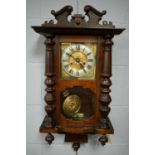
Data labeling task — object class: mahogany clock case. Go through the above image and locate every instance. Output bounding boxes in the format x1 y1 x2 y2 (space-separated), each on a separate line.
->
31 5 125 146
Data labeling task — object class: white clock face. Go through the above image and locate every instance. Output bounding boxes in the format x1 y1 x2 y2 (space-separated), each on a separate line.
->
61 44 95 78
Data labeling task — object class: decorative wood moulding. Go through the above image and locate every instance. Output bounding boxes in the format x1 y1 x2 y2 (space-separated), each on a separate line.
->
42 5 113 27
31 5 125 152
32 5 124 36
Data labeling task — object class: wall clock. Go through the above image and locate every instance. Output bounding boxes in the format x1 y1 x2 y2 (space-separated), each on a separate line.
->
32 5 125 152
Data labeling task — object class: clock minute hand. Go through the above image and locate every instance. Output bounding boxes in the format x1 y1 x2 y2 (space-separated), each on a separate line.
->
66 53 77 61
79 62 87 73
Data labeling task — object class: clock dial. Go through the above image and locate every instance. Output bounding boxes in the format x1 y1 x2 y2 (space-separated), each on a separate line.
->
61 43 96 78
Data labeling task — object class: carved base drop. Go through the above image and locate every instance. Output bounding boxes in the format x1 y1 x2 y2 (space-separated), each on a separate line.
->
65 134 87 152
45 133 55 144
72 142 80 152
99 135 108 146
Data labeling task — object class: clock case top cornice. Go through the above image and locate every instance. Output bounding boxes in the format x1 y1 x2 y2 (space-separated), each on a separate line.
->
32 5 125 37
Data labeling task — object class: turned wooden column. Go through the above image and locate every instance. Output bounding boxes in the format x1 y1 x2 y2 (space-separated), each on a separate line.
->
99 34 113 129
44 36 56 128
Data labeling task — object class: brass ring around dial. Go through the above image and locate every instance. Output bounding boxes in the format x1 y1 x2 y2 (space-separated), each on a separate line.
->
63 95 81 117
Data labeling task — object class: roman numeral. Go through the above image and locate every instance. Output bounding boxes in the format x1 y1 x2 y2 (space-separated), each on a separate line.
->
76 71 79 76
64 64 69 69
69 69 74 74
86 52 92 56
76 44 80 50
62 59 68 62
69 47 74 52
87 65 92 70
65 52 70 56
88 59 94 62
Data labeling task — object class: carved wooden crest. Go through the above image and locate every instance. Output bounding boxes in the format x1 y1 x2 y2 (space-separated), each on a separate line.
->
42 5 115 28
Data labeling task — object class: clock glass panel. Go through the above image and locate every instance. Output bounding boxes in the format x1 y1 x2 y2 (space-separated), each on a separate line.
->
61 86 96 120
61 43 97 80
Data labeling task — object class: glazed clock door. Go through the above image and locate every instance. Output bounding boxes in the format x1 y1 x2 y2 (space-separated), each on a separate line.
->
56 35 100 125
61 86 96 120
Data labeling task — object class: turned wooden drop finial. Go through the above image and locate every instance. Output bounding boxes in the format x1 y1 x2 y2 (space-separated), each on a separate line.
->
45 133 55 145
99 135 108 146
72 142 80 152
